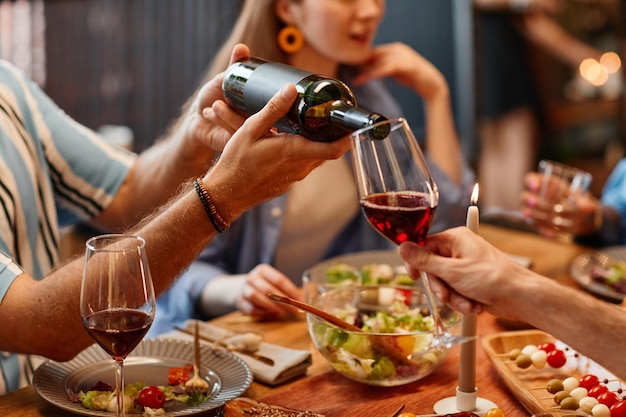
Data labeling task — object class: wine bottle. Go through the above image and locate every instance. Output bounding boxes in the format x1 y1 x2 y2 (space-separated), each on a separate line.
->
222 57 390 142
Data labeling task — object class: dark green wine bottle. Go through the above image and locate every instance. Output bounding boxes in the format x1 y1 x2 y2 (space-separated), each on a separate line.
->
222 57 389 142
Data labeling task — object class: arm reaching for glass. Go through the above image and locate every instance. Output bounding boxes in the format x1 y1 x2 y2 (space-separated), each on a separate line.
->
398 227 626 379
0 48 350 365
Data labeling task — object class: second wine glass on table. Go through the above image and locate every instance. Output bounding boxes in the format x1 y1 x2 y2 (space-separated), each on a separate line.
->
351 117 470 352
80 234 156 417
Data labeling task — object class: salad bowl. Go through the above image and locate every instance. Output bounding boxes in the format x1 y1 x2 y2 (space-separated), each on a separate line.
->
307 285 461 386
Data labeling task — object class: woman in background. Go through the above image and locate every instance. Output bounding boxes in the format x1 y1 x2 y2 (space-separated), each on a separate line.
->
149 0 475 335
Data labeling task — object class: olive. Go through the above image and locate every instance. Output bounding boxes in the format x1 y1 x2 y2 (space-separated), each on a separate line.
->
554 390 571 405
515 353 532 369
508 348 522 360
547 379 564 394
560 397 579 410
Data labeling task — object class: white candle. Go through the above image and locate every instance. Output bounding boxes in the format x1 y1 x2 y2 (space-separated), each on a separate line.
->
459 183 479 395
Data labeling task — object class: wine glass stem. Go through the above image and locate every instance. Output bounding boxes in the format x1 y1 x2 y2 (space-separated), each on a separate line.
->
419 270 445 337
115 359 125 417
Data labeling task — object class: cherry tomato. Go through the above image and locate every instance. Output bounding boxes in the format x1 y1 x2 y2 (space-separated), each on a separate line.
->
137 386 166 409
397 413 417 417
485 408 506 417
610 399 626 417
537 342 557 353
579 374 601 390
588 384 609 398
546 349 567 368
168 366 191 385
597 391 620 408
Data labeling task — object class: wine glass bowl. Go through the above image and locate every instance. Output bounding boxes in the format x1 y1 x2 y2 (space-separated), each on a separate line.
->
350 118 470 352
80 234 155 417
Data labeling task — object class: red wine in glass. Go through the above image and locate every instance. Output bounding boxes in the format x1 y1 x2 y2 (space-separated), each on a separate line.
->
360 191 437 245
351 118 473 353
81 234 155 417
84 308 152 361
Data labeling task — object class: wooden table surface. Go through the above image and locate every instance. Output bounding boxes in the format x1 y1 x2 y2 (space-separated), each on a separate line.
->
0 224 593 417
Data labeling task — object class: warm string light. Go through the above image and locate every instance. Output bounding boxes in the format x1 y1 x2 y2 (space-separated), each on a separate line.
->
579 52 622 87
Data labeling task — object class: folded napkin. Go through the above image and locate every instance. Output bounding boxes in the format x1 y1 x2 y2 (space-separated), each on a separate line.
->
161 320 312 386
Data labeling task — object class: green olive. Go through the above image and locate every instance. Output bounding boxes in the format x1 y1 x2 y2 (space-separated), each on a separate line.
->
508 348 522 360
547 379 564 394
515 353 532 369
554 390 571 405
560 397 579 410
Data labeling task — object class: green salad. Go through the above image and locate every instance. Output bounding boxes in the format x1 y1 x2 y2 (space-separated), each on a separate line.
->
309 288 450 385
324 262 414 286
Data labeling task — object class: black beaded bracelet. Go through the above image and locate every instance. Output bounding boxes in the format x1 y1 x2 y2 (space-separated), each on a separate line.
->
193 179 229 233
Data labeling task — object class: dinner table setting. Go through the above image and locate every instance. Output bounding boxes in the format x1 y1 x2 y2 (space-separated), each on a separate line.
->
2 219 623 417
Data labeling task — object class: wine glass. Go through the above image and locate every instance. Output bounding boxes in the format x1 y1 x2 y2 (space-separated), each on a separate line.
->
80 234 156 417
350 117 471 352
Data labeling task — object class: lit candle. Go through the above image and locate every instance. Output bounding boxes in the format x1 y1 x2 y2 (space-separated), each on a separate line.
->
459 184 479 397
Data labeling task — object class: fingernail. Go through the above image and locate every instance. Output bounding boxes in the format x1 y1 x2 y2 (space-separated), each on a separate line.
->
527 196 537 208
458 301 471 313
280 84 297 99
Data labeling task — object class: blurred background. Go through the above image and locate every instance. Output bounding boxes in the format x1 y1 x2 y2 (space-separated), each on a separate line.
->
1 0 622 198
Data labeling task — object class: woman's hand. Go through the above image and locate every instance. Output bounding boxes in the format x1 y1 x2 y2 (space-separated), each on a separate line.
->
521 171 601 237
352 42 448 102
235 264 303 319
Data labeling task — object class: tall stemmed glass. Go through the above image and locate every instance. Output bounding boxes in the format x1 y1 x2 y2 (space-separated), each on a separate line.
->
351 117 469 351
80 234 156 417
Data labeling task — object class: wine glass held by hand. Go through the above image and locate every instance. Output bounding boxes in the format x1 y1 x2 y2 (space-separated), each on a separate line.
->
80 234 156 417
351 118 470 352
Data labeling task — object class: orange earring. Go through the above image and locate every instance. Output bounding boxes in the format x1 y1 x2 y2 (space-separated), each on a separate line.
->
277 25 304 54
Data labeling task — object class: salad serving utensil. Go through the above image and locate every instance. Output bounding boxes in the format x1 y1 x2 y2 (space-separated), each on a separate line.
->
268 293 426 366
267 293 363 332
174 326 275 366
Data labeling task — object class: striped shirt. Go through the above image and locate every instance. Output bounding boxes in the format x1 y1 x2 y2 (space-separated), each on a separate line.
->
0 60 135 394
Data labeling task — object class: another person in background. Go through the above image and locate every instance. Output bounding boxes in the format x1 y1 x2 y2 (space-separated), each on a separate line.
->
149 0 476 335
0 43 350 394
474 0 602 211
521 158 626 245
398 227 626 379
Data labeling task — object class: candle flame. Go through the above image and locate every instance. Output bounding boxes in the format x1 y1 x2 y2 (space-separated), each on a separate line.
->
471 183 479 205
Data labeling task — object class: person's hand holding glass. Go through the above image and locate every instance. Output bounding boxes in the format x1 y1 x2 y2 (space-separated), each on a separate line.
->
521 160 596 242
80 235 156 417
350 117 470 351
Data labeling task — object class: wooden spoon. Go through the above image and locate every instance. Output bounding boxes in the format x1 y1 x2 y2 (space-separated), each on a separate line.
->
267 293 362 332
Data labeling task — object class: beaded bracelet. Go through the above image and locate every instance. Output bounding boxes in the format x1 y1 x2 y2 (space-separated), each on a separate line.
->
193 179 229 233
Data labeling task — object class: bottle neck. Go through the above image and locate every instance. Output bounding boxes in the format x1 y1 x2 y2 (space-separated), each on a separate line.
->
329 101 389 139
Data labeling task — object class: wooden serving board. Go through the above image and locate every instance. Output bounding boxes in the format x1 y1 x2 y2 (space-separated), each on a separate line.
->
481 329 624 416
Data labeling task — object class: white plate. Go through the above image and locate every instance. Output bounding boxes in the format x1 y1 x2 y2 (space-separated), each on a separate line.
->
570 246 626 303
33 338 252 416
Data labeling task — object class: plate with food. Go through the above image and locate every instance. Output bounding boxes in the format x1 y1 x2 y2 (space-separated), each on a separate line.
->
33 338 252 416
483 329 624 417
570 247 626 302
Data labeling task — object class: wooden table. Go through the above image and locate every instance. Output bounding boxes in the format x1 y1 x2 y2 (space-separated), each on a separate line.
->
0 224 591 417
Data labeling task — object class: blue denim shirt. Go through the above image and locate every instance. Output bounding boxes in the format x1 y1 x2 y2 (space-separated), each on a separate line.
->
601 158 626 243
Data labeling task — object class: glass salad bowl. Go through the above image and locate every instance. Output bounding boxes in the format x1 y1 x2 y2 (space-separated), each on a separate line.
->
307 285 461 386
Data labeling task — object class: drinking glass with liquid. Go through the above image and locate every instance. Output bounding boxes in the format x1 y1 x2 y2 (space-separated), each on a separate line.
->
530 160 592 242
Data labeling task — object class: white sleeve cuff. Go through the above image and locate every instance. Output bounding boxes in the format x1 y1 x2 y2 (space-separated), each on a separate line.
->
199 274 247 317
